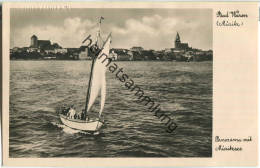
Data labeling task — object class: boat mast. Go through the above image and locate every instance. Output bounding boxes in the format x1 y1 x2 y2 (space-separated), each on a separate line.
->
84 56 95 116
84 17 104 117
96 16 103 47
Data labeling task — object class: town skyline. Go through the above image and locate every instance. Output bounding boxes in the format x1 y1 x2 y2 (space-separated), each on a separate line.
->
11 8 212 50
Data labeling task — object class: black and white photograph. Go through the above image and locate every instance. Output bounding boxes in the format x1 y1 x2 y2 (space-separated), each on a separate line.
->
9 8 213 158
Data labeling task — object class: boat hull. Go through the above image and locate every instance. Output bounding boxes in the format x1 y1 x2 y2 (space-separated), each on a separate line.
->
59 114 103 132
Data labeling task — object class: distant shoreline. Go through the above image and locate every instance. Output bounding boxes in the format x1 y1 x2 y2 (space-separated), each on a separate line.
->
10 59 212 62
10 59 213 62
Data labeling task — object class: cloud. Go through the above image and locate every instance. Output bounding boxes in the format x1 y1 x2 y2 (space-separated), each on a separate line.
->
11 14 212 50
110 14 211 50
11 17 97 48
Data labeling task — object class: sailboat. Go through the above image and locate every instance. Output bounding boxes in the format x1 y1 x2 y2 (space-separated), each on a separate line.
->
59 17 111 132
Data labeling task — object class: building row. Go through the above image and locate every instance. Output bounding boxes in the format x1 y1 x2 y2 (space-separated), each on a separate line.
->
10 33 213 61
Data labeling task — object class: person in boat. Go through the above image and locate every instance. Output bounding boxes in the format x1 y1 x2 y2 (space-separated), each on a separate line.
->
80 109 90 121
75 112 82 120
61 106 66 115
61 106 70 115
61 109 66 115
80 110 85 120
67 105 76 119
85 115 90 121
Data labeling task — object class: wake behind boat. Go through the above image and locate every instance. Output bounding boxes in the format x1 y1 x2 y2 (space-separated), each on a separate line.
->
59 17 111 133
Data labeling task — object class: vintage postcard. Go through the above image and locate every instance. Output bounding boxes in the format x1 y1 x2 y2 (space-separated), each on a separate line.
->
2 2 258 167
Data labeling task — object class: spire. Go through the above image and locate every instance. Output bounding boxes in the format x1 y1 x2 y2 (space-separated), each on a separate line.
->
175 32 180 42
31 35 37 39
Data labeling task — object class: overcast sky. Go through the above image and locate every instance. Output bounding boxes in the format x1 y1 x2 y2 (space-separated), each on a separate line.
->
10 8 212 50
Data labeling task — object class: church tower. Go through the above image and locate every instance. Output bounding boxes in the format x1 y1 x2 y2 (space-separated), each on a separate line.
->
175 32 181 48
30 35 38 48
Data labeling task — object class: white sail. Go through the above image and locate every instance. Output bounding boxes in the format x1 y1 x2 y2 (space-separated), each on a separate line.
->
87 34 111 117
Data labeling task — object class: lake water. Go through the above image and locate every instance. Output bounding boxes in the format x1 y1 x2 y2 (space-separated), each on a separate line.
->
9 60 212 157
